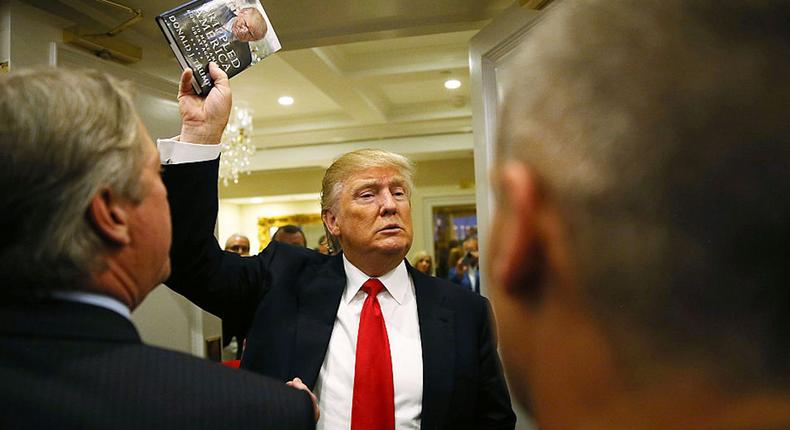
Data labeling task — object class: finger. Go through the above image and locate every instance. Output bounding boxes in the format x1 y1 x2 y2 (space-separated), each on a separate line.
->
178 68 194 98
207 62 230 91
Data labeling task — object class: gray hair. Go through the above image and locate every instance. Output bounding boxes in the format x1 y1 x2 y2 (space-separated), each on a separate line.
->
320 149 415 250
497 0 790 388
0 68 144 296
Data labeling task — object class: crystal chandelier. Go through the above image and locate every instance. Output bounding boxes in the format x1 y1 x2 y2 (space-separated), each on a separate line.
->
219 103 255 186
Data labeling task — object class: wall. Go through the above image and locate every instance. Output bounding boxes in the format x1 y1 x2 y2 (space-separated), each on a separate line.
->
7 0 215 357
0 1 9 66
220 199 323 254
7 1 67 69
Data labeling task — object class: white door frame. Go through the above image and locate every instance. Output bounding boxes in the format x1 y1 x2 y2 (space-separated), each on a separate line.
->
469 3 543 298
421 193 478 265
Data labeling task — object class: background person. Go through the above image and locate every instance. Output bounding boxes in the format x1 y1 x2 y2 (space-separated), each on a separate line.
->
223 233 252 359
273 224 307 247
0 67 316 429
224 233 251 256
447 236 480 293
410 250 434 276
486 1 790 430
158 63 515 430
316 235 330 255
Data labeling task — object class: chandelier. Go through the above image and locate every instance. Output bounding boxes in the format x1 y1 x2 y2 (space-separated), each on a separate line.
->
219 103 256 186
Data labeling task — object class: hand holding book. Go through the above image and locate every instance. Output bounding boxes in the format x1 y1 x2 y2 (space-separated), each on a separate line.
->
178 62 232 145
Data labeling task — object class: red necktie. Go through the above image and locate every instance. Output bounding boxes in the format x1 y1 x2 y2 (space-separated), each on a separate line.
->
351 278 395 430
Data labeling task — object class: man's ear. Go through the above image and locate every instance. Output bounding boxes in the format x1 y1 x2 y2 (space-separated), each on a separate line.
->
88 188 131 246
321 209 341 237
489 162 548 302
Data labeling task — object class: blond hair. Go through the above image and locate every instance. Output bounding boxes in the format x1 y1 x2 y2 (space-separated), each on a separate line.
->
320 149 415 249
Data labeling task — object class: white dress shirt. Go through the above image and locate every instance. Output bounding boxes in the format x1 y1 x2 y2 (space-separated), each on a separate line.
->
315 256 423 430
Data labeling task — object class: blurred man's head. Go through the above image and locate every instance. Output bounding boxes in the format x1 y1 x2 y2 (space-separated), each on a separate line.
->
224 234 251 256
232 7 267 42
321 149 415 276
272 225 306 248
0 68 171 309
487 1 790 429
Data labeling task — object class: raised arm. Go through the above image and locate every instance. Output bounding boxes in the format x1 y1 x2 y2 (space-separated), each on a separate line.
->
162 63 264 327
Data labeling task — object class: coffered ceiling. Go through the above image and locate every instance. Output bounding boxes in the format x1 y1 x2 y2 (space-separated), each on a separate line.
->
20 0 514 194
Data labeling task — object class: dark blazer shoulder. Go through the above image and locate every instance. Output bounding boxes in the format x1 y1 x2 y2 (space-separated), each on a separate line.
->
0 301 315 430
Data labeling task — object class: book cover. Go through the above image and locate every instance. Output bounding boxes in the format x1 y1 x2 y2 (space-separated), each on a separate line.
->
156 0 281 95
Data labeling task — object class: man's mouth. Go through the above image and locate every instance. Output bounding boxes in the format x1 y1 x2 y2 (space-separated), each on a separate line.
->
378 224 402 233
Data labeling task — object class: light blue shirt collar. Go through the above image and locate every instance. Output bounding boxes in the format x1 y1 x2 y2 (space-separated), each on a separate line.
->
51 290 132 320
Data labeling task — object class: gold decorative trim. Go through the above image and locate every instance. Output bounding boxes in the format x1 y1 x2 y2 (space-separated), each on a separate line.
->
258 213 323 251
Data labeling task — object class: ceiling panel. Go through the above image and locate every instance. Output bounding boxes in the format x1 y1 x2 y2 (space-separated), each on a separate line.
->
18 0 514 180
233 55 343 119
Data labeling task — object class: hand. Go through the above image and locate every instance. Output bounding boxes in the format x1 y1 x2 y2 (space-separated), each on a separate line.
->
455 258 468 276
177 62 232 144
287 377 320 422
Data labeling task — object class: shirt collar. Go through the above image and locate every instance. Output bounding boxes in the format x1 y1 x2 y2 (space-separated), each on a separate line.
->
50 290 132 320
342 254 409 305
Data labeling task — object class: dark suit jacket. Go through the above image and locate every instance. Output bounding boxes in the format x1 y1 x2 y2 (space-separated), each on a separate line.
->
448 266 481 294
0 299 314 430
164 158 516 430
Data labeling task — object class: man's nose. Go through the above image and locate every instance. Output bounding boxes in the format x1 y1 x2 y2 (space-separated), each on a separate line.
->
379 190 397 215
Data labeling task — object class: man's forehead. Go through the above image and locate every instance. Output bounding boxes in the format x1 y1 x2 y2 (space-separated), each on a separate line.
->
228 236 249 246
346 168 406 188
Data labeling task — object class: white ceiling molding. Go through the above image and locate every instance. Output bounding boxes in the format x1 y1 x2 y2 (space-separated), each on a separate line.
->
247 132 473 172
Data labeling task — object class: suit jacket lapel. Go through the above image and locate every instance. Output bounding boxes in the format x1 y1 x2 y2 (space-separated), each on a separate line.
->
290 254 346 389
412 266 455 430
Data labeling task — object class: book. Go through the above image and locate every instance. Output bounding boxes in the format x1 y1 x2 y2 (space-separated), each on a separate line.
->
156 0 281 95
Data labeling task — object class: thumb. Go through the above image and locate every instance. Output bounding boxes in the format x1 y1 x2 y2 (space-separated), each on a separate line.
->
178 68 195 98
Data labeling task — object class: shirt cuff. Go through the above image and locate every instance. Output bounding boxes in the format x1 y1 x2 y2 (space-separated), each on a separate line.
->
157 137 222 165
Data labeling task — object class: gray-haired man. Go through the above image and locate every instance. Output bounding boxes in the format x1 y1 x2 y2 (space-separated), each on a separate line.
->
0 68 316 429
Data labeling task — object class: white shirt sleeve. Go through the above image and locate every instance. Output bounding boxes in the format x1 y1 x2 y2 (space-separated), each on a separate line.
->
157 137 222 165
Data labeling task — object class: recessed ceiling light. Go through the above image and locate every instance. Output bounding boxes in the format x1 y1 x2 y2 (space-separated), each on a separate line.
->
278 96 294 106
249 197 264 204
444 79 462 90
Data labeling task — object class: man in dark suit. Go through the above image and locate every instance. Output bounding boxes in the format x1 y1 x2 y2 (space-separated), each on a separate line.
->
0 67 316 429
447 236 480 293
160 64 515 429
486 1 790 430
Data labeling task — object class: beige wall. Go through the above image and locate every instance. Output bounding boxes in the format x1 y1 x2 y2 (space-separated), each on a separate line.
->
219 199 323 254
1 1 9 65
